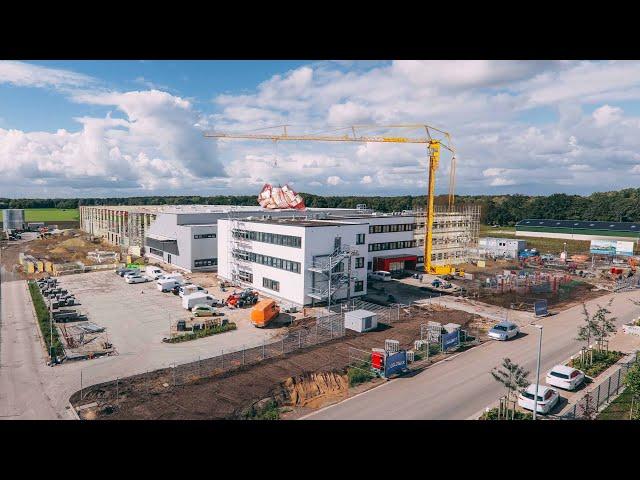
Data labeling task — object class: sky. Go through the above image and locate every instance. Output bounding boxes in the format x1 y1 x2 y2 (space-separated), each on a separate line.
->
1 60 640 198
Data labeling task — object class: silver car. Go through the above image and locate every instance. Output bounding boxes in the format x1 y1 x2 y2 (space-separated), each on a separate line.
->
488 321 519 341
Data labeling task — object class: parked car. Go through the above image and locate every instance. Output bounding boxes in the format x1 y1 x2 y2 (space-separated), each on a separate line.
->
368 270 392 282
545 365 585 391
179 284 208 298
182 292 220 310
145 266 165 279
518 384 560 415
123 271 141 279
117 268 139 277
126 274 150 284
488 321 519 341
191 304 217 317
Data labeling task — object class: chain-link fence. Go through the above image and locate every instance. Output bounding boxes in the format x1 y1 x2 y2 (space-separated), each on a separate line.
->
560 352 640 419
73 303 402 405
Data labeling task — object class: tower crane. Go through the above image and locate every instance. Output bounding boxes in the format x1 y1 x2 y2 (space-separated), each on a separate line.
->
205 124 458 275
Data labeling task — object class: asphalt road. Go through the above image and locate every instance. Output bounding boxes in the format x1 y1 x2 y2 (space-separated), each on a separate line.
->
0 265 60 419
305 289 640 420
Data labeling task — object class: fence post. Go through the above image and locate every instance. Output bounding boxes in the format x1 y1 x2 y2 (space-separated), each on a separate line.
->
596 384 601 407
573 404 577 419
298 331 301 349
616 368 621 394
221 350 224 370
80 370 83 401
608 376 612 400
282 337 285 354
242 346 245 366
316 324 318 343
116 377 119 403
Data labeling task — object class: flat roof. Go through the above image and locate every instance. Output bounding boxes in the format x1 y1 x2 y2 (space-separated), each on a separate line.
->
228 218 361 227
517 219 640 232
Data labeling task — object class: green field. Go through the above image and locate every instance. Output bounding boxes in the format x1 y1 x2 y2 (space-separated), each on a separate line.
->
1 208 79 222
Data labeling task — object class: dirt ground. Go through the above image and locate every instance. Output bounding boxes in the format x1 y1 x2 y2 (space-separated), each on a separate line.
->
70 305 486 420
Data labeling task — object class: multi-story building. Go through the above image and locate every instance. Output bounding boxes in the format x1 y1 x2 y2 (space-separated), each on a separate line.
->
217 217 369 307
478 237 526 259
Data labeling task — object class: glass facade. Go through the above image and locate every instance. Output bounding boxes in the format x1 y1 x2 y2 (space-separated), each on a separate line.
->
232 229 301 248
233 249 301 274
368 240 417 252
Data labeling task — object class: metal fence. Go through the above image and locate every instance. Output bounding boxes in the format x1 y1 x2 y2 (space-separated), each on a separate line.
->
560 353 640 419
75 302 402 405
328 297 407 324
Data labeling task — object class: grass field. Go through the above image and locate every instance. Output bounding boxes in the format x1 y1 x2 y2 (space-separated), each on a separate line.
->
598 388 634 420
1 208 79 222
480 226 591 255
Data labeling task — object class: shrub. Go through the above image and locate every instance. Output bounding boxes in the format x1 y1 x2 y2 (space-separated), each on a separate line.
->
347 363 375 387
570 350 624 377
244 399 280 420
28 281 64 359
481 407 532 420
164 323 237 343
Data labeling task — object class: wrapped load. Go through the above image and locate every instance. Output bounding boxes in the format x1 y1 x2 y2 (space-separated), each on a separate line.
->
258 183 306 210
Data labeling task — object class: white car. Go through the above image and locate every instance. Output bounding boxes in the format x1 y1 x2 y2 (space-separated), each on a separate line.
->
125 274 149 284
518 384 560 415
487 321 519 341
368 271 392 282
545 365 585 391
123 270 141 279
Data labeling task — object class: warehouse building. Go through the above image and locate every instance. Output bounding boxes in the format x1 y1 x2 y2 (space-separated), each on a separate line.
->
478 237 526 259
516 219 640 243
2 208 26 232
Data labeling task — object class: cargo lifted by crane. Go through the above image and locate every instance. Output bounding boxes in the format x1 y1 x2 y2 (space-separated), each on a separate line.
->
205 124 458 275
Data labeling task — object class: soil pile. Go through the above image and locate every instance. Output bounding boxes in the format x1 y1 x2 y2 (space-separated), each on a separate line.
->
277 372 348 408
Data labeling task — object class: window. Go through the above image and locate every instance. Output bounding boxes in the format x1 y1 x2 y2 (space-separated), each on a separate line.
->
232 229 301 248
149 247 163 257
237 270 253 283
355 257 365 268
356 233 365 245
232 249 301 274
367 240 417 252
262 277 280 292
550 371 569 379
194 258 217 267
367 261 373 270
354 280 364 292
194 233 216 239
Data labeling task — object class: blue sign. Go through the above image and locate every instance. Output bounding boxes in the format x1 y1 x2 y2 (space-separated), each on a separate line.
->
442 330 460 351
534 300 548 317
384 351 407 377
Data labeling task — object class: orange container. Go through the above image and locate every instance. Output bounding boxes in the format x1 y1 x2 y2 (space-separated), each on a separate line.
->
251 299 280 327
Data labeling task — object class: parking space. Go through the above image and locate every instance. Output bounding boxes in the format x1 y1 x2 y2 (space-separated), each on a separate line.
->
57 270 283 362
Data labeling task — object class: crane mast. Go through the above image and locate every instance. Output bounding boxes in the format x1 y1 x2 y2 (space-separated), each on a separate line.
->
205 124 457 275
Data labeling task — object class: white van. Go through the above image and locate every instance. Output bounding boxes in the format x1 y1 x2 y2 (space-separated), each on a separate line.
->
179 284 208 298
157 277 184 292
368 270 392 282
182 292 219 310
157 272 184 282
145 266 165 280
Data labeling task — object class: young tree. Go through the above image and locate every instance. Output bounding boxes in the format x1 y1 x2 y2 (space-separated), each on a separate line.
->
576 303 599 351
592 299 617 351
578 391 598 420
491 358 530 419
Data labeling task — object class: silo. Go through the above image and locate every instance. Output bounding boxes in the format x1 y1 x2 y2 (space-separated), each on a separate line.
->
2 209 26 231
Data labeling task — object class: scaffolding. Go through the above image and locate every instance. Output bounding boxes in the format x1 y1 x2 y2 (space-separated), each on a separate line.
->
308 238 358 309
412 204 481 267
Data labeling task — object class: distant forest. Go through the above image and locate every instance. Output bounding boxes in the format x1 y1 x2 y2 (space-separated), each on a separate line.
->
2 188 640 225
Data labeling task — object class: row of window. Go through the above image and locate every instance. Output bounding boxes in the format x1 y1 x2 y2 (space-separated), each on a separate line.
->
149 247 163 257
237 270 253 283
369 223 416 234
368 240 417 252
194 258 217 267
232 229 302 248
263 277 280 292
431 251 464 261
233 249 301 274
194 233 216 239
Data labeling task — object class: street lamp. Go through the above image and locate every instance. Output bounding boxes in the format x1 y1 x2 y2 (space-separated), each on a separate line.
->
48 296 54 365
532 324 543 420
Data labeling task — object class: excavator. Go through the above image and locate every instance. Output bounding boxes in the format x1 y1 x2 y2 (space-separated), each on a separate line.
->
205 124 459 276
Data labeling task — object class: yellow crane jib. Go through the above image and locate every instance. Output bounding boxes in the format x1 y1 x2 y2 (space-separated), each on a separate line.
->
204 124 457 276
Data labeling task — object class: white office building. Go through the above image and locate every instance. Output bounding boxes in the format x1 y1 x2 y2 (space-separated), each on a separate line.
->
478 237 526 259
218 217 370 307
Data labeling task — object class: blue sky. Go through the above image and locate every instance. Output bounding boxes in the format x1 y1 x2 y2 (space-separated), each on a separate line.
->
1 60 640 198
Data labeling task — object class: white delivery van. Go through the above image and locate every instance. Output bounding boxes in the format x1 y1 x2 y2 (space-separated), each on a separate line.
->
145 266 165 279
157 272 184 282
179 284 208 298
369 270 392 282
182 292 219 310
157 277 184 292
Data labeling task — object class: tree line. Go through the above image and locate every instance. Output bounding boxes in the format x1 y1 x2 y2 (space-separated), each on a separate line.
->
2 188 640 225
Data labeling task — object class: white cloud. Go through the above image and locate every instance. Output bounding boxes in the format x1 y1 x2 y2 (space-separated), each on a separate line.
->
5 60 640 196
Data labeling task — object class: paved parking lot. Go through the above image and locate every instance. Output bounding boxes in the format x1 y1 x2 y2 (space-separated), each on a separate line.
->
58 270 282 364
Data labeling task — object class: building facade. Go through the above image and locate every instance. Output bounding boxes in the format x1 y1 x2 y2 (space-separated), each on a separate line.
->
218 217 369 307
478 237 526 259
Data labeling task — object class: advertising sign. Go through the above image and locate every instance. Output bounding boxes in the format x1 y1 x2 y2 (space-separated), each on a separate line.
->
384 351 407 378
427 324 442 343
616 241 634 257
442 330 460 351
534 299 548 317
590 240 617 256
